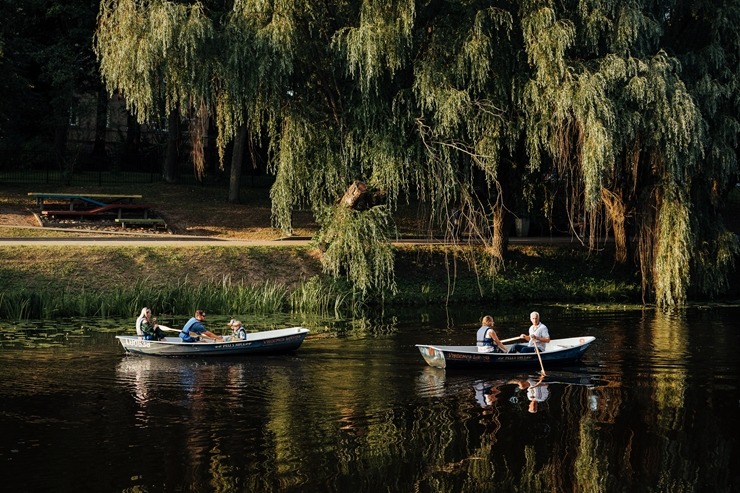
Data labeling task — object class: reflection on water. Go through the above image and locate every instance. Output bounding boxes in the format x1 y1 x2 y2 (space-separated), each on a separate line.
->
0 305 739 491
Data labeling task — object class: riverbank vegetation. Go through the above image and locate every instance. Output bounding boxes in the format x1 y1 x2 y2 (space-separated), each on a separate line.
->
0 242 642 321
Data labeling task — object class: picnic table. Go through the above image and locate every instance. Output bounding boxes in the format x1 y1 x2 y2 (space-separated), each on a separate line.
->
28 192 155 220
28 192 143 211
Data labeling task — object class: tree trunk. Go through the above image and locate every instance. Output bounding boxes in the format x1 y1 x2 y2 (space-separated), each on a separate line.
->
163 110 179 183
340 180 369 210
53 114 70 182
601 188 628 264
124 113 141 169
229 123 248 203
91 87 109 167
491 201 507 262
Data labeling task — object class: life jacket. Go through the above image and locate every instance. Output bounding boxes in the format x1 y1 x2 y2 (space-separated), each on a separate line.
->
181 317 199 335
180 317 201 342
477 326 504 353
476 326 493 346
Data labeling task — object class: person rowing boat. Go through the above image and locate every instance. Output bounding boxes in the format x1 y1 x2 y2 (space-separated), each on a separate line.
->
179 310 223 342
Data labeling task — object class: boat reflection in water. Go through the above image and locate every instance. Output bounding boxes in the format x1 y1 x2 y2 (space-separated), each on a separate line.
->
416 366 599 409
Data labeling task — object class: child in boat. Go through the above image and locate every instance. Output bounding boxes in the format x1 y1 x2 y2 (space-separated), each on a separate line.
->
229 319 247 340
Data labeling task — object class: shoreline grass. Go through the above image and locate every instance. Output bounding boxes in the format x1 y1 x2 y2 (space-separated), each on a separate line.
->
0 243 647 321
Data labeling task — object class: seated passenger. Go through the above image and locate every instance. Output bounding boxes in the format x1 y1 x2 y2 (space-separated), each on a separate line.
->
229 319 247 340
475 315 507 353
136 307 166 341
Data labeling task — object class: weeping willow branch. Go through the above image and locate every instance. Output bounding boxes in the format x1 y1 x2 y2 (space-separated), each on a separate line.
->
190 99 209 180
652 192 692 308
690 217 740 298
316 205 397 298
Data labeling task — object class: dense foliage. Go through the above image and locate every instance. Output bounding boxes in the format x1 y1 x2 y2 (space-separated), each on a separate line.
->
11 0 740 306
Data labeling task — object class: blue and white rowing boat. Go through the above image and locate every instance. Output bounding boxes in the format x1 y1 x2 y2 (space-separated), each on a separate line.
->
116 327 309 357
416 336 595 369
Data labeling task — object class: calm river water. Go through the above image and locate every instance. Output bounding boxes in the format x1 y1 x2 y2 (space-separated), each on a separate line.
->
1 304 738 492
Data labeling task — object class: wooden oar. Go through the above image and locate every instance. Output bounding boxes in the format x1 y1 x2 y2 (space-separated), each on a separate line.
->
157 325 218 342
501 336 523 344
532 336 546 376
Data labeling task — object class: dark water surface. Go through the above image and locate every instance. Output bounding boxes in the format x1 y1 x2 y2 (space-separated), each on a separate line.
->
1 305 739 492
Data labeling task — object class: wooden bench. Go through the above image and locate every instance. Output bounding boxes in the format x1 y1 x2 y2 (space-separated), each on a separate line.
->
115 218 167 229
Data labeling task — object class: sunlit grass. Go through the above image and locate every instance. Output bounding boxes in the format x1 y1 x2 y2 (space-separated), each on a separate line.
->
0 226 108 238
0 276 354 321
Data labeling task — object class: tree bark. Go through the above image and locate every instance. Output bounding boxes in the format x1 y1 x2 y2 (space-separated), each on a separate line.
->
91 87 109 166
53 114 70 182
341 180 368 209
491 201 507 262
229 123 248 203
163 110 179 183
124 113 141 169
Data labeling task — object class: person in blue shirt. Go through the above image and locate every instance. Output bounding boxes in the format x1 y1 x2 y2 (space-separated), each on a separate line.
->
180 310 223 342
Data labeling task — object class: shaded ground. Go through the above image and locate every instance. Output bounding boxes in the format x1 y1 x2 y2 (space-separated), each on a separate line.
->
3 182 738 237
0 183 321 239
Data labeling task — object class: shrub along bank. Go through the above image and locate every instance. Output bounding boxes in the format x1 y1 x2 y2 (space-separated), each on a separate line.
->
0 242 643 320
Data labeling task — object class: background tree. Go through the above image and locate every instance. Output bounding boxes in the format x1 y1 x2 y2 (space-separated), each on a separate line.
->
1 0 105 174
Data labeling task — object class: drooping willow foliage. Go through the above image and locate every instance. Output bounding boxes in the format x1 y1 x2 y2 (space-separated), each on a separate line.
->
315 205 397 298
95 0 740 305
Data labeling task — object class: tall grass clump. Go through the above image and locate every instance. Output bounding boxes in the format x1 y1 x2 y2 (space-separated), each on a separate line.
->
115 277 290 317
218 277 289 314
0 291 33 320
289 276 351 318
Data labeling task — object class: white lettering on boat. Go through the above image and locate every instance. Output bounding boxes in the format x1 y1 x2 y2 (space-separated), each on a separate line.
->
122 339 151 348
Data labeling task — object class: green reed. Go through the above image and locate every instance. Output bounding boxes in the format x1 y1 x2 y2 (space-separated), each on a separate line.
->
289 276 351 318
0 277 303 321
0 291 33 320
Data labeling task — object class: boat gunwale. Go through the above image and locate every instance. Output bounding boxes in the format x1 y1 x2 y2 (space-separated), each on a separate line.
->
116 327 309 346
115 327 309 357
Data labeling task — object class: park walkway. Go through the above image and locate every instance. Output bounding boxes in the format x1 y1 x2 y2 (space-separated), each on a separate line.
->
0 225 585 247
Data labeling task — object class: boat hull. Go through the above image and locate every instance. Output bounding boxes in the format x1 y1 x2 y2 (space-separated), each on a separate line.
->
416 336 595 369
116 327 308 357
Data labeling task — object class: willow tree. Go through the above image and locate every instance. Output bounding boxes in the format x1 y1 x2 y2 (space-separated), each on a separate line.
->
338 0 739 306
513 0 739 306
96 0 399 296
96 0 739 305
